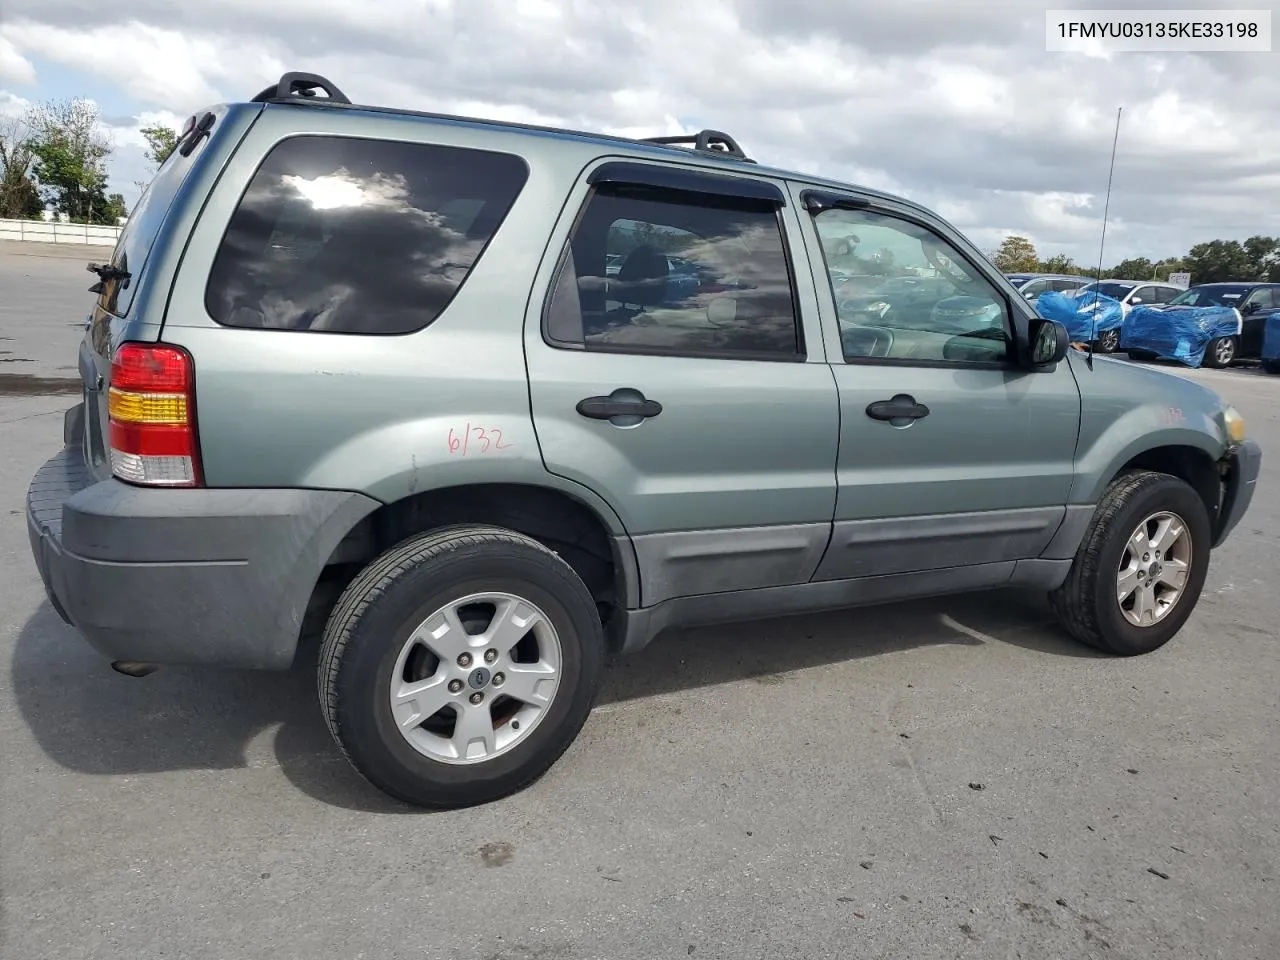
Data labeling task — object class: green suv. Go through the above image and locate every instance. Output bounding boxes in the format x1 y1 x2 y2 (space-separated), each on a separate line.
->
26 73 1261 808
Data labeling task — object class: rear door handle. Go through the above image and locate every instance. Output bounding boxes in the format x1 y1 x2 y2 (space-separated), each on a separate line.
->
866 394 930 424
576 395 663 420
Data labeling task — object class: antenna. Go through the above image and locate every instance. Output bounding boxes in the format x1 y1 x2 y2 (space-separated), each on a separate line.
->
1087 106 1123 370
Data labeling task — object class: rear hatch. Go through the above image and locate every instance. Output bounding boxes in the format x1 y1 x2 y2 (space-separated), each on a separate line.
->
78 105 237 480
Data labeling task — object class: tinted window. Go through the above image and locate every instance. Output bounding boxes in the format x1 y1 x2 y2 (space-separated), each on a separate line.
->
1081 282 1136 300
812 207 1011 364
97 116 208 316
544 183 801 359
1169 285 1248 307
1053 278 1086 292
206 135 528 334
1151 286 1178 303
1020 278 1050 298
1244 287 1276 308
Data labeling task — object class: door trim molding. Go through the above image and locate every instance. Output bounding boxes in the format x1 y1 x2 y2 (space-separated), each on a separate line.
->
813 506 1067 582
632 522 831 607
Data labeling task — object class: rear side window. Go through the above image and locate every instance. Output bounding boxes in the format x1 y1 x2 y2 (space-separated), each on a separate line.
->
97 124 206 317
205 135 528 334
544 184 803 360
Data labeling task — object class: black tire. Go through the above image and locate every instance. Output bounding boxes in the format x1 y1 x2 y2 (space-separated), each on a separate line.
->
1203 335 1237 368
1096 328 1120 353
1261 359 1280 375
1049 471 1211 656
1126 349 1157 361
318 524 604 808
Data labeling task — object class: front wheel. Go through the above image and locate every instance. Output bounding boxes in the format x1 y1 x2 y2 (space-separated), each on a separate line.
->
318 525 604 808
1203 335 1237 368
1096 328 1121 353
1049 471 1211 656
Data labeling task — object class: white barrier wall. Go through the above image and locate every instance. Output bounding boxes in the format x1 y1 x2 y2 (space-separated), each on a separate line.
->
0 218 122 246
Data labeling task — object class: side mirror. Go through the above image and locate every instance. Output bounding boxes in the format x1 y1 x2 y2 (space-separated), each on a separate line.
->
1243 301 1260 314
1130 296 1144 305
1029 317 1070 367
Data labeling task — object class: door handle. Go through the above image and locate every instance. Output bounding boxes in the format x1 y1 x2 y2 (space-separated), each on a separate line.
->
866 394 930 424
576 394 663 421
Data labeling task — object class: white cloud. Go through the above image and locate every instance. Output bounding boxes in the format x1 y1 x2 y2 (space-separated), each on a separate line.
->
0 0 1276 262
0 90 32 118
0 35 35 85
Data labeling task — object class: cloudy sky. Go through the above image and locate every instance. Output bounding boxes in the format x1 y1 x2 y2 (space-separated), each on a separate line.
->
0 0 1275 264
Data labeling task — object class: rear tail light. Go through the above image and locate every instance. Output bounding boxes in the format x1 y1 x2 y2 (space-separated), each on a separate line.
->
107 342 202 487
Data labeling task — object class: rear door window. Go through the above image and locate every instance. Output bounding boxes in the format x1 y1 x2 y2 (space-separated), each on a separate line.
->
96 112 214 317
1244 287 1277 310
204 135 528 334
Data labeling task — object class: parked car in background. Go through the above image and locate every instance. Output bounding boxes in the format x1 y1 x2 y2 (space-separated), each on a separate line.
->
1161 282 1280 363
1073 280 1185 352
1076 279 1184 312
1004 273 1091 304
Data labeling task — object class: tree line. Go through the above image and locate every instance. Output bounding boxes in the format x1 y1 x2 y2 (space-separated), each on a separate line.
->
0 99 178 225
990 234 1280 286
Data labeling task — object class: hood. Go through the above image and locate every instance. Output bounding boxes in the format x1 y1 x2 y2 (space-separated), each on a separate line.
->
1068 349 1227 413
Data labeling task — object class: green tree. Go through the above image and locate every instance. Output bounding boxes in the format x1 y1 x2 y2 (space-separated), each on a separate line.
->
28 98 118 224
1242 235 1278 281
1108 257 1155 279
103 192 128 222
991 235 1039 273
1151 258 1185 282
0 116 44 219
1183 239 1251 284
1039 253 1079 274
140 123 179 169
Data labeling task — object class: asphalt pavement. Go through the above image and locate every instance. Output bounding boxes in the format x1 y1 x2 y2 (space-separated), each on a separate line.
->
1 245 1277 960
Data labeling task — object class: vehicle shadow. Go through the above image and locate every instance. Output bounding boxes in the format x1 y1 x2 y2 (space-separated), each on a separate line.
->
10 589 1099 814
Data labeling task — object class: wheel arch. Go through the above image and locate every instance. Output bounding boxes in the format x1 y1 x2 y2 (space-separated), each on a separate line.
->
1113 444 1222 528
306 480 640 653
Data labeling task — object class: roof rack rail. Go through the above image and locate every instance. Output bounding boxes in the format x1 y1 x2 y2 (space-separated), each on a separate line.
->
251 72 351 106
642 129 755 163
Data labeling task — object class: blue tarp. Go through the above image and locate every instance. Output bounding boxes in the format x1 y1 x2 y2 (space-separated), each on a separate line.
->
1263 314 1280 364
1035 290 1125 342
1119 304 1241 367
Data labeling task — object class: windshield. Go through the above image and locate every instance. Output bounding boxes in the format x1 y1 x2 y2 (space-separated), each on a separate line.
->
1168 286 1250 307
1076 281 1135 300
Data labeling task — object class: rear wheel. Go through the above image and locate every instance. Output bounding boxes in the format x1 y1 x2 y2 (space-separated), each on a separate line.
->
318 525 604 808
1049 471 1211 656
1203 335 1237 368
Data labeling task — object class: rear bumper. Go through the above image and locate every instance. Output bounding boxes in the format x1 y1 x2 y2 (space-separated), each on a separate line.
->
27 427 378 670
1212 438 1262 548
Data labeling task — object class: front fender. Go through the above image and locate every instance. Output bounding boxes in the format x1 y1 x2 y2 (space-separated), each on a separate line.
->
1067 352 1232 504
1071 409 1226 504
